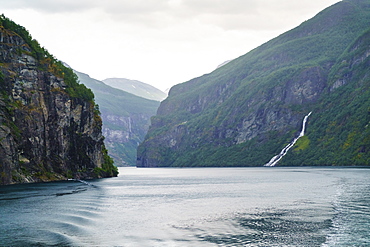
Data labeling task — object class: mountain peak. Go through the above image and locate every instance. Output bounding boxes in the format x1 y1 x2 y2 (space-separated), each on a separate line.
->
103 78 167 101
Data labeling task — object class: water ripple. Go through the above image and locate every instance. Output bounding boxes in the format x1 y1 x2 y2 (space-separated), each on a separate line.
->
191 209 331 246
1 167 370 246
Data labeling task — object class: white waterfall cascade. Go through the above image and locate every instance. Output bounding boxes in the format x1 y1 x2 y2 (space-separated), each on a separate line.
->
264 112 312 167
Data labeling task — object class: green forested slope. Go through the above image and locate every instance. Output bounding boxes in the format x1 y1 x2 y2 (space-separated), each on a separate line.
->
137 0 370 167
283 28 370 166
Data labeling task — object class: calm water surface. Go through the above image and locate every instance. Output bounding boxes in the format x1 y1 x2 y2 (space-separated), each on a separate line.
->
0 167 369 246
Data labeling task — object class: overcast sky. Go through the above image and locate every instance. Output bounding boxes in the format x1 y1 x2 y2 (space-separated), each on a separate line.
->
2 0 339 91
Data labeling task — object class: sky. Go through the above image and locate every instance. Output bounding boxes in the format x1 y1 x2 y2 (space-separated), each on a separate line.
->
2 0 340 91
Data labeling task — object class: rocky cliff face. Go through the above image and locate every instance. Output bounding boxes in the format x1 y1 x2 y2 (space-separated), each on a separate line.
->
0 16 117 185
101 112 153 166
137 0 370 167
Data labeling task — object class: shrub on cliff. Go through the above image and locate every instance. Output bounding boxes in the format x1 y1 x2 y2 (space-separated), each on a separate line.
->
0 14 94 103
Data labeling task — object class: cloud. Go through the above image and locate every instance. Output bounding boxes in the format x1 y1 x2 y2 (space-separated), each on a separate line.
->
1 0 340 31
0 0 93 13
0 0 171 16
182 0 259 15
1 0 340 90
175 0 340 31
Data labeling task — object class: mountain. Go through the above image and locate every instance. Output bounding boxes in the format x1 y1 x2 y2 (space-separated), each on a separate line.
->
216 60 232 69
76 72 160 166
0 15 117 185
103 78 167 101
137 0 370 167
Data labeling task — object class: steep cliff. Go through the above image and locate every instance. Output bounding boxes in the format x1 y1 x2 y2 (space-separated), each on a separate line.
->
76 71 160 166
0 16 117 185
137 0 370 167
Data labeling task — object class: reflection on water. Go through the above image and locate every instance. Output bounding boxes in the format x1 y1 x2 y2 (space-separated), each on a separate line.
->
0 167 369 246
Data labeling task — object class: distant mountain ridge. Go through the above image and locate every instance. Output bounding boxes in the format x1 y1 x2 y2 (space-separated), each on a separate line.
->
75 72 160 166
137 0 370 167
103 78 167 101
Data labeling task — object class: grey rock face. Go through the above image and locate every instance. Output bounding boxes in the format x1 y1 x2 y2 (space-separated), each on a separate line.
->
0 24 108 185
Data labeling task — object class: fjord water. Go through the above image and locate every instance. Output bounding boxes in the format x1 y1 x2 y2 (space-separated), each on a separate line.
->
1 167 369 246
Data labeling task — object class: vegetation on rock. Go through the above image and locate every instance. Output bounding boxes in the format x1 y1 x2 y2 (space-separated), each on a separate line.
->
0 15 94 103
137 0 370 167
0 15 117 184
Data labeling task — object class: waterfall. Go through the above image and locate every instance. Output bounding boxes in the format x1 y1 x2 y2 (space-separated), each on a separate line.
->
264 112 312 167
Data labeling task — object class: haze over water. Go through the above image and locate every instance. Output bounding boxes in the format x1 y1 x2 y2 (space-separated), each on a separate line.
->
1 167 369 246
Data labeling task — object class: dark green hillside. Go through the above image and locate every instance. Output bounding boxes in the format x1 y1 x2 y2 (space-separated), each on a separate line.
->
137 0 370 167
76 71 160 166
282 28 370 166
